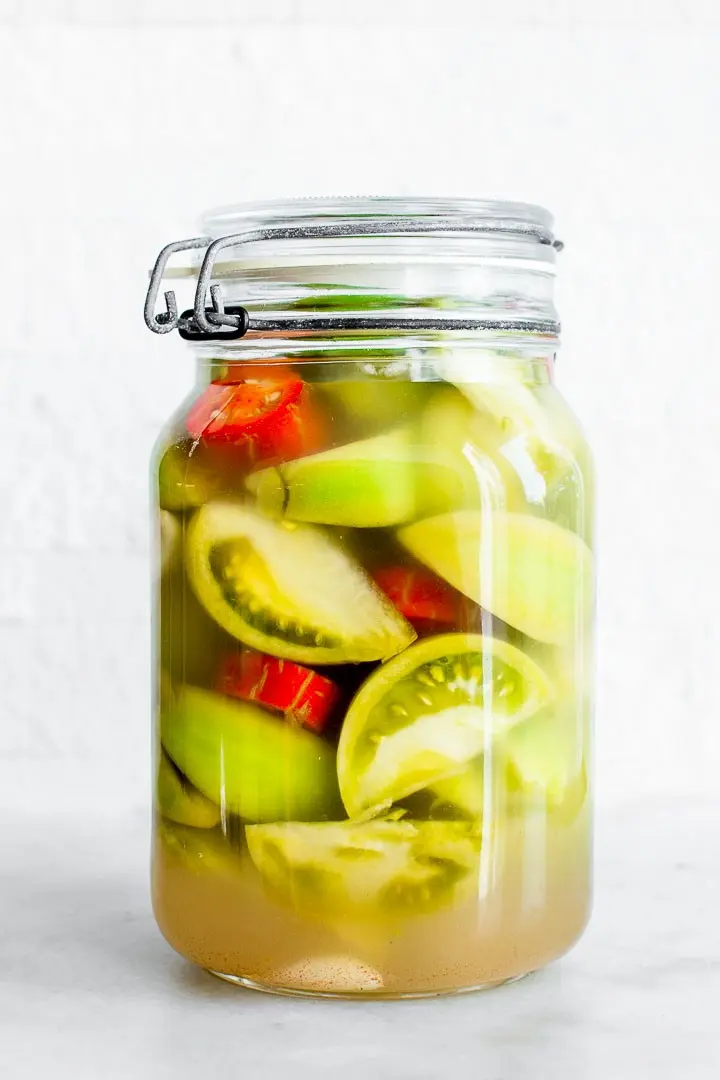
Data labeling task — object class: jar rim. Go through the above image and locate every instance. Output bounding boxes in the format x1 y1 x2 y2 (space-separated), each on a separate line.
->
155 196 561 282
158 197 561 284
194 197 561 258
199 196 558 246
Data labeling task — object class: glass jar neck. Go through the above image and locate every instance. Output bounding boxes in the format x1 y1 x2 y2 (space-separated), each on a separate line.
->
195 339 555 390
206 256 556 328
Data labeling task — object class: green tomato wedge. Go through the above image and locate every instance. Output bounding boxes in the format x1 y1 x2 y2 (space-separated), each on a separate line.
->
247 430 417 527
156 750 221 829
419 388 528 513
505 704 588 819
430 705 588 822
161 686 343 823
429 762 487 820
316 378 431 435
398 510 593 644
186 501 415 664
157 441 220 511
439 360 593 536
337 633 552 819
439 354 578 452
246 427 476 528
160 567 237 689
157 821 244 877
246 818 481 916
159 510 181 575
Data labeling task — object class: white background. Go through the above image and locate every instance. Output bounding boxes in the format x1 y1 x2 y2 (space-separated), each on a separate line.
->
1 0 719 815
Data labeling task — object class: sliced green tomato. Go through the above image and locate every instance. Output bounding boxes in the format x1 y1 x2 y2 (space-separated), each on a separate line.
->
429 761 487 820
247 430 416 527
157 442 222 511
337 633 552 819
157 820 244 877
186 501 415 664
398 511 593 645
532 385 595 542
505 704 588 818
246 818 481 916
430 705 588 822
419 388 527 513
440 360 591 526
159 510 181 575
288 288 442 313
246 427 475 528
316 378 431 435
161 686 343 823
160 566 238 690
156 751 220 829
439 354 571 447
157 668 174 712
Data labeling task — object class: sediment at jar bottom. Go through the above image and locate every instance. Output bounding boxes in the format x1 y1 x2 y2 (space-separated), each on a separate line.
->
152 810 592 995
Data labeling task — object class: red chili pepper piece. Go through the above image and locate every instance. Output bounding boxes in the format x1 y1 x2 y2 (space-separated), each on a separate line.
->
373 566 461 628
186 370 324 468
216 652 341 735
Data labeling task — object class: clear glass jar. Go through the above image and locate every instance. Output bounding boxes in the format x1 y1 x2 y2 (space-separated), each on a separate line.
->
147 198 595 999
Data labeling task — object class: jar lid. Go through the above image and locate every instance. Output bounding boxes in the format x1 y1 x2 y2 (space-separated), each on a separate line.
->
144 197 562 342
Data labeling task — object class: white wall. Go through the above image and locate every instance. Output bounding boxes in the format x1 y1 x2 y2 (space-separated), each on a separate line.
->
1 0 719 811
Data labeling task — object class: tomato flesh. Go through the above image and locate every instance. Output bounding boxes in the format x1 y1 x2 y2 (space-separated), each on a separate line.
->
186 373 323 468
216 652 341 735
373 566 461 628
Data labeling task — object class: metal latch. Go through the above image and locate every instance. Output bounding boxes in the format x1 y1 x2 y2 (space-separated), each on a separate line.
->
144 219 563 342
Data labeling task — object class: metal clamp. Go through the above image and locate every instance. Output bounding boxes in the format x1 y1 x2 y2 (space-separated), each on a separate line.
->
178 304 250 342
144 218 563 341
144 237 210 334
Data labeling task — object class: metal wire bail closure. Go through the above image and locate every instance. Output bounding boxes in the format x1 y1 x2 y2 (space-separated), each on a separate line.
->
144 217 563 341
144 237 211 334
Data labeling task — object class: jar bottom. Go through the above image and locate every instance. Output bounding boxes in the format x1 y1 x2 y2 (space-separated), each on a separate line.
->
208 969 532 1000
154 812 591 998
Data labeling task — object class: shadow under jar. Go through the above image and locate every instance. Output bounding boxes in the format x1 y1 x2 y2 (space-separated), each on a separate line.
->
146 198 595 999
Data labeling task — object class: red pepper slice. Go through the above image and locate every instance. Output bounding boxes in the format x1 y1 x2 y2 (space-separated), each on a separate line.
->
216 652 341 735
186 370 324 468
373 566 461 629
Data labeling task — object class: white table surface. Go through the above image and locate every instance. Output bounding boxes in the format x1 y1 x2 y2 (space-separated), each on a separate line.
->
2 797 718 1080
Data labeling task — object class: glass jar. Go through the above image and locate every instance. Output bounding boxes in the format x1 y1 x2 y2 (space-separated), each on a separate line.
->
145 198 595 999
